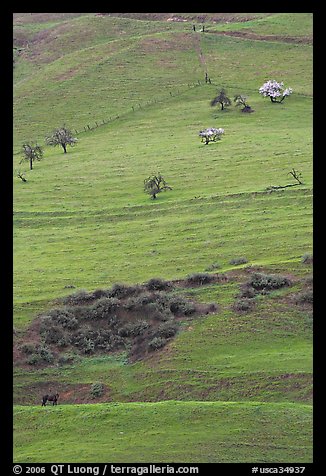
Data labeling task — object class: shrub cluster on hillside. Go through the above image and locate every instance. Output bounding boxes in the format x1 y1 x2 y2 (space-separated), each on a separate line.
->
20 278 218 366
233 272 292 313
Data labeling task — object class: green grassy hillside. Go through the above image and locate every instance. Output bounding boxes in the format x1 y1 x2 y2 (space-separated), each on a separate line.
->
13 13 313 463
14 401 312 463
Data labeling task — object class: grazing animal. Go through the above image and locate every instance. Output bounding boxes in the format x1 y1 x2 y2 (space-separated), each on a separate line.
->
42 393 59 406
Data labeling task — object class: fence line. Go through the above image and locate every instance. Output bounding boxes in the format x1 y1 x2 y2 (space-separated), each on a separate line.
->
73 80 206 136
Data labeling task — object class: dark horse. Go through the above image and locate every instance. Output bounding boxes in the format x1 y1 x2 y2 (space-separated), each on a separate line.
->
42 393 59 406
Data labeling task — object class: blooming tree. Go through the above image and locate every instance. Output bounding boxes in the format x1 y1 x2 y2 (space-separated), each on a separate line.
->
259 80 293 103
45 125 77 153
199 127 224 145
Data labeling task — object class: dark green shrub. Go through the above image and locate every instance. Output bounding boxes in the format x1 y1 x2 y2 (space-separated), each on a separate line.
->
295 290 313 304
58 335 71 347
91 289 111 300
89 297 120 319
151 308 174 322
45 307 79 329
148 336 167 351
42 325 65 344
205 263 221 271
58 353 75 366
90 382 104 398
107 313 119 328
26 344 54 365
108 283 142 299
70 305 91 321
229 257 248 265
92 329 112 349
123 294 150 311
239 284 257 299
79 337 95 354
155 322 179 338
169 297 196 315
61 289 96 306
106 334 125 351
249 272 292 291
20 342 37 354
186 273 215 286
72 328 94 351
233 298 255 312
145 278 172 291
118 320 150 337
27 353 43 365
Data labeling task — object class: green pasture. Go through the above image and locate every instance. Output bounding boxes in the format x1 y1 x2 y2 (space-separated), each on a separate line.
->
207 12 313 38
13 85 312 327
13 401 312 463
14 269 312 406
13 14 312 146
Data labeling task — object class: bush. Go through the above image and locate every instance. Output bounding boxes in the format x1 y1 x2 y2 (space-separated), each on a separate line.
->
295 290 313 304
249 272 292 291
155 322 179 338
26 344 54 365
92 329 113 349
89 297 120 320
186 273 215 286
106 334 125 351
72 328 95 353
41 308 79 329
20 342 37 354
229 257 248 266
233 298 255 312
205 263 221 272
145 278 172 291
123 293 154 311
91 288 111 300
150 306 174 322
58 353 75 366
169 297 196 316
118 320 150 337
61 289 96 306
108 283 141 299
148 336 167 351
239 284 256 299
90 382 104 398
42 325 65 344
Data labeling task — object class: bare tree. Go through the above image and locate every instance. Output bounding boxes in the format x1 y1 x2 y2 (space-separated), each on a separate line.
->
45 125 77 153
144 173 172 199
20 142 44 170
267 169 304 191
210 89 231 111
288 168 303 185
234 94 254 113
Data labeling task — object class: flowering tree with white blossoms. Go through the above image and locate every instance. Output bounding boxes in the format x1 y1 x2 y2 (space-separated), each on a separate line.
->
199 127 224 145
259 80 293 103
